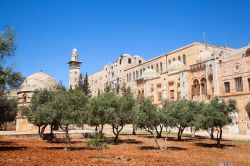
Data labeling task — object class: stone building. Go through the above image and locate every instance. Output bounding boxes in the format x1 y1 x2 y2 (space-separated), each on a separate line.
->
89 42 250 135
15 48 82 132
89 54 145 96
16 72 59 132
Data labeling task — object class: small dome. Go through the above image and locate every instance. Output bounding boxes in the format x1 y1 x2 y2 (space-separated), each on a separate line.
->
141 69 158 80
197 50 212 63
19 72 59 92
73 48 78 52
168 61 185 73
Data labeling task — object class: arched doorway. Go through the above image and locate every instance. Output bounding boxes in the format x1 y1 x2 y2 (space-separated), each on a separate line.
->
192 79 200 97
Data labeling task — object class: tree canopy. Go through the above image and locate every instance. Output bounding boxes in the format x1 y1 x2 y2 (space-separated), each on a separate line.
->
195 97 237 146
0 95 17 130
0 27 23 92
0 27 22 130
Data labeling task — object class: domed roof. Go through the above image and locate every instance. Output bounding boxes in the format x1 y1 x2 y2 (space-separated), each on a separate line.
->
19 72 59 92
73 48 78 52
141 68 159 80
197 50 212 63
168 60 185 73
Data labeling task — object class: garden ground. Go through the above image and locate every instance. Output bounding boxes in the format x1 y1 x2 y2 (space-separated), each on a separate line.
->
0 134 250 166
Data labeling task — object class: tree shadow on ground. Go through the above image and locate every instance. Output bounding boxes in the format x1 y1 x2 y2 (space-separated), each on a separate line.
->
46 138 80 144
195 142 236 148
166 136 206 142
111 139 143 145
0 140 27 151
139 146 159 150
165 146 187 151
0 146 27 151
139 146 187 151
45 146 95 151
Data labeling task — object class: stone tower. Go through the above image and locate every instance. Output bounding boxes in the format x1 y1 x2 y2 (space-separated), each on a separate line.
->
67 48 82 89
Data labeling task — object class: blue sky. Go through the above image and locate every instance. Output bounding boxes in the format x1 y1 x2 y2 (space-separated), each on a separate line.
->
1 0 250 86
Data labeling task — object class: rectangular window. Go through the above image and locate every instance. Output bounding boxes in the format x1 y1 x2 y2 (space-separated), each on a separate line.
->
136 71 138 79
160 62 163 72
158 92 162 101
224 82 230 93
183 54 186 65
248 78 250 90
156 64 159 72
235 77 243 92
128 58 131 64
170 90 174 99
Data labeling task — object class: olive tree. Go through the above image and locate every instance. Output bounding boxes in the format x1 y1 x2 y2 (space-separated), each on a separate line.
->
0 27 23 92
163 99 198 141
0 27 23 131
107 94 135 142
0 95 17 130
195 97 237 146
22 90 56 140
134 97 163 149
52 89 88 149
87 92 115 136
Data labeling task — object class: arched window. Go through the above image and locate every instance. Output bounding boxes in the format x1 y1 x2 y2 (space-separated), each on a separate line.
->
22 94 27 103
200 77 207 95
193 79 200 96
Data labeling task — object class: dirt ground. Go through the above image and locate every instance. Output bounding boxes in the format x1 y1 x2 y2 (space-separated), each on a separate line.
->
0 134 250 166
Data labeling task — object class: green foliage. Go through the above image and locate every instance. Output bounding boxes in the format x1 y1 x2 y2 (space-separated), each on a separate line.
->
87 133 108 159
0 27 16 59
22 90 56 139
107 94 135 141
162 99 201 141
88 92 116 135
23 89 89 147
134 97 158 129
134 97 163 148
79 73 91 98
0 27 23 92
0 27 22 130
52 89 89 149
0 94 17 130
195 97 237 146
54 89 89 127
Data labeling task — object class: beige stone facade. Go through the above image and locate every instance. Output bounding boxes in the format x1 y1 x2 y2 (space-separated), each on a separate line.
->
16 72 59 132
89 42 250 135
89 54 145 96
